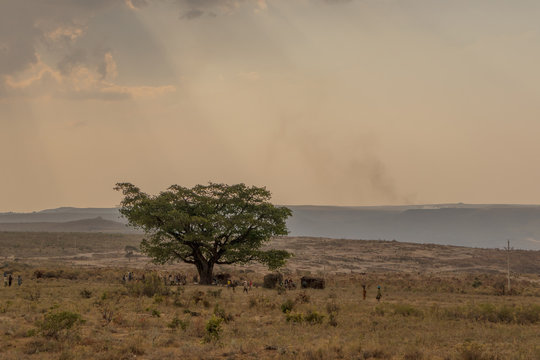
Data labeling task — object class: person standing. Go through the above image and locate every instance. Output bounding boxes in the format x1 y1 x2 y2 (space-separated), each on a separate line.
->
17 275 22 286
8 274 13 287
376 285 382 303
362 284 367 300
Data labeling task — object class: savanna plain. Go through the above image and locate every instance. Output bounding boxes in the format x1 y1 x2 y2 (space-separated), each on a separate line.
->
1 232 539 360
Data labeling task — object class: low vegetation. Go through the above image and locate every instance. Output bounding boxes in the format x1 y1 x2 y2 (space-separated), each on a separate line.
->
0 264 538 359
0 232 539 359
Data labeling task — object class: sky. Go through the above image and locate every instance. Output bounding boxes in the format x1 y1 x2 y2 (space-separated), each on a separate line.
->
2 0 540 212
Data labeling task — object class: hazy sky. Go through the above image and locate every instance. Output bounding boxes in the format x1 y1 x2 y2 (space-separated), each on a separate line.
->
2 0 540 212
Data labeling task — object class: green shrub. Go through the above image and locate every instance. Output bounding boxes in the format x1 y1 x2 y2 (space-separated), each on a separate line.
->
285 312 303 323
304 310 325 324
213 304 233 323
38 311 84 339
281 299 295 313
168 315 188 331
204 315 223 343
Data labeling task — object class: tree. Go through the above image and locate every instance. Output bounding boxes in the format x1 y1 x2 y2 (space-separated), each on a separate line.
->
114 182 292 284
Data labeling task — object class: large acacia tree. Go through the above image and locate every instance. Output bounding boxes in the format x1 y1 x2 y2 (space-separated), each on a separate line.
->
115 182 292 284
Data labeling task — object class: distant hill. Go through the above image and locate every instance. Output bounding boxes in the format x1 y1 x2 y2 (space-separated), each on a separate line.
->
0 217 135 233
2 204 540 250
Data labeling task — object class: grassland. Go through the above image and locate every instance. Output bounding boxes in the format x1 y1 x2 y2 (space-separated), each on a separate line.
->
0 232 539 359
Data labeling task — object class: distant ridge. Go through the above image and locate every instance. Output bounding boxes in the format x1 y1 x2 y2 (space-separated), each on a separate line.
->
0 217 137 233
2 205 540 250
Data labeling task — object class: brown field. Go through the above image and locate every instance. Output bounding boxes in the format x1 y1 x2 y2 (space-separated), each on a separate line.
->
1 232 539 359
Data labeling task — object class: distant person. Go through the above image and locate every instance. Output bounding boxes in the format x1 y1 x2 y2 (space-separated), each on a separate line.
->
8 274 13 287
17 275 22 286
128 272 133 281
243 280 249 293
362 284 367 300
376 286 382 303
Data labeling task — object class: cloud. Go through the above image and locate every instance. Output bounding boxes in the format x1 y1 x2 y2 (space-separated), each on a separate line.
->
0 0 175 100
175 0 269 19
180 9 206 20
4 53 175 101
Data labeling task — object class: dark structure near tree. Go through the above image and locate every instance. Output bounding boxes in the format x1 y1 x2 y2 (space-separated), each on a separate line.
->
115 182 292 285
263 273 283 289
301 276 325 289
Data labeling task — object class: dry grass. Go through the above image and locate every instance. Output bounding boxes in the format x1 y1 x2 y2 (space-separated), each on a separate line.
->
0 232 539 359
0 265 539 359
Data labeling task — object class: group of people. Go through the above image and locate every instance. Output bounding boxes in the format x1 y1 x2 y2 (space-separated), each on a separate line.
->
166 273 187 286
224 279 253 293
121 271 188 286
283 278 296 289
362 284 383 302
3 272 22 287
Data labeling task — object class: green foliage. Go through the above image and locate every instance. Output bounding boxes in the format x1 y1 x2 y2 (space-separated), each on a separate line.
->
213 303 233 323
115 182 292 283
281 299 295 313
285 312 304 323
204 315 223 343
168 315 188 331
38 311 84 339
304 310 325 324
472 277 482 288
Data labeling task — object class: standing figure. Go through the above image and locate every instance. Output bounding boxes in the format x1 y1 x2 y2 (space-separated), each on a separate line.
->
17 275 22 286
376 285 382 303
8 274 13 287
243 280 249 293
362 284 367 300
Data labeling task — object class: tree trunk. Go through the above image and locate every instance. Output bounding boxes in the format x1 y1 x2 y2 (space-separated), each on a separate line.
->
196 261 214 285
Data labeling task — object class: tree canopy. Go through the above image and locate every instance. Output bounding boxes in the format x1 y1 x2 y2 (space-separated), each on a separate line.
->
114 182 292 284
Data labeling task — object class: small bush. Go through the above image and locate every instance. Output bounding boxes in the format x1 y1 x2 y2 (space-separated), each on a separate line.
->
213 304 233 323
286 312 303 323
38 311 84 340
204 315 223 343
304 310 325 324
326 302 339 314
296 291 311 304
80 289 92 299
168 315 188 331
281 299 295 313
